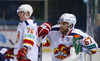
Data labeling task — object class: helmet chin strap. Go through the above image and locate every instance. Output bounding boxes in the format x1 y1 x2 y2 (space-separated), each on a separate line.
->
66 25 74 35
24 14 30 21
67 27 72 35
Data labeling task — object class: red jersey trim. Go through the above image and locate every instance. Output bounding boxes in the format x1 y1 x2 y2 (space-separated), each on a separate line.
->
23 38 34 47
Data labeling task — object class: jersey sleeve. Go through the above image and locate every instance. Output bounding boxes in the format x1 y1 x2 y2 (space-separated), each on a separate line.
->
22 21 38 49
43 24 60 47
71 29 98 54
43 35 51 46
81 33 98 54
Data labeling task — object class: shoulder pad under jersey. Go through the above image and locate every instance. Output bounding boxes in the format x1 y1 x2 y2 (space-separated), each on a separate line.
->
51 24 60 31
24 21 29 25
24 19 36 26
70 29 85 39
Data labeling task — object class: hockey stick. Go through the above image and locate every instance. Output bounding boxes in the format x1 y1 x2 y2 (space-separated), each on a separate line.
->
5 53 28 59
38 36 43 61
9 39 15 45
5 54 16 57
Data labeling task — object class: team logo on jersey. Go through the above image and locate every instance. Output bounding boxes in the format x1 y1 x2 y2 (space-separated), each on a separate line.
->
25 34 35 39
66 37 70 41
54 44 70 59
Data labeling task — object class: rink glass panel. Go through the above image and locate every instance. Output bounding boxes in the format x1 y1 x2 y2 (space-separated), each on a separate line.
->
87 0 100 47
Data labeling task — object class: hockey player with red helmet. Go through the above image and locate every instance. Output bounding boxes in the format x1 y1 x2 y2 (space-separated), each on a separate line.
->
38 13 98 61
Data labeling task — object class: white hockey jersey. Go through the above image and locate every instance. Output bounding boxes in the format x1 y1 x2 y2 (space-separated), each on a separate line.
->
44 24 98 61
14 19 38 61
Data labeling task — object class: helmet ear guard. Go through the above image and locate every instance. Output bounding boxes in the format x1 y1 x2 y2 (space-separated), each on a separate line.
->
68 24 74 29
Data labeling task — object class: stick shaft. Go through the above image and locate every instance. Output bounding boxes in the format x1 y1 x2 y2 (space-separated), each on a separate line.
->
38 36 43 61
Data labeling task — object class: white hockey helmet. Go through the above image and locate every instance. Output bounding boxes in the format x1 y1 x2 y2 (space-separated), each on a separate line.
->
58 13 77 27
17 4 33 17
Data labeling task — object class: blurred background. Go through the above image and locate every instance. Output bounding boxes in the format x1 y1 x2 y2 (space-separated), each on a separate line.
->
0 0 100 61
0 0 87 31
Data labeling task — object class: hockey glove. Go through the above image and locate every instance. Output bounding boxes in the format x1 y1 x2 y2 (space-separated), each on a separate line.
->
4 48 14 59
38 22 52 38
17 47 28 60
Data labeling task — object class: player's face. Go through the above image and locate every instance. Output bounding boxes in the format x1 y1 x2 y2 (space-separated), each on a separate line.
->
18 11 25 21
59 21 69 34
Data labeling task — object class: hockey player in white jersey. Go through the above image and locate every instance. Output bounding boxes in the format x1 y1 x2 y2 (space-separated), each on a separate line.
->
38 13 98 61
4 4 38 61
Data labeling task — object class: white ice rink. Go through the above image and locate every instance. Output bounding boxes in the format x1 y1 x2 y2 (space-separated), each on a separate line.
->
42 47 51 61
43 52 51 61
